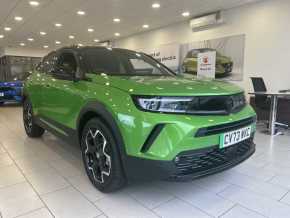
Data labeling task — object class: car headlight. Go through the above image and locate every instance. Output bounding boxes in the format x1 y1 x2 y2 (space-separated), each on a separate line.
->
132 93 246 115
132 96 199 113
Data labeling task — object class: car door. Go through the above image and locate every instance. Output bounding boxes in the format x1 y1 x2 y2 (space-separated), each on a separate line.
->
38 52 58 118
40 50 85 130
27 53 54 115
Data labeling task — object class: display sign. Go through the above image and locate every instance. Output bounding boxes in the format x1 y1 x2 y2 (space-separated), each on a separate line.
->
197 51 216 79
138 44 180 72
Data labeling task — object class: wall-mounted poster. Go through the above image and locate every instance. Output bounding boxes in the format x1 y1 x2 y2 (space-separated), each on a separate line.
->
181 34 245 81
138 43 180 73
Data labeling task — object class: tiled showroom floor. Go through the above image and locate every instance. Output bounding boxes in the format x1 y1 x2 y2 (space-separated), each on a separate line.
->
1 105 290 218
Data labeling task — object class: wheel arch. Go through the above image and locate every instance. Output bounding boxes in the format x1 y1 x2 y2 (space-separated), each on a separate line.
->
22 90 28 103
77 101 127 161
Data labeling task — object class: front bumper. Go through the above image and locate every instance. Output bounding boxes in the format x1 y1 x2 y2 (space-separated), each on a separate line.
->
0 95 23 103
0 88 23 103
125 137 255 181
216 62 233 77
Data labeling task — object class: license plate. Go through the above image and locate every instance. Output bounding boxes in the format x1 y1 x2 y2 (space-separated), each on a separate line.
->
0 93 4 97
220 126 251 148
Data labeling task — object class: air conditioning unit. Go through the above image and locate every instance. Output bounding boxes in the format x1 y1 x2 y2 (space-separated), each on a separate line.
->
190 11 224 32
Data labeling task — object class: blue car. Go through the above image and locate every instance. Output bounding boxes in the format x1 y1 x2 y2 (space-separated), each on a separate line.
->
0 81 23 105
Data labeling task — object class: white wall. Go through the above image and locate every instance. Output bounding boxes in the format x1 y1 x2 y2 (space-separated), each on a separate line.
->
0 47 6 57
114 0 290 92
0 47 47 58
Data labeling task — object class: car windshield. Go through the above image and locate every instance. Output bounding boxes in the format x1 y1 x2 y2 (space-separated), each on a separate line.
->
82 48 175 76
186 48 216 58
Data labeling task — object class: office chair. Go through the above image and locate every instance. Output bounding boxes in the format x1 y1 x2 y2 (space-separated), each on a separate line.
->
251 77 269 110
251 77 288 129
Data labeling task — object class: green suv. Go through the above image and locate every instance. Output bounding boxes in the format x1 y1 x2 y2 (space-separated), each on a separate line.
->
182 48 233 77
23 46 256 192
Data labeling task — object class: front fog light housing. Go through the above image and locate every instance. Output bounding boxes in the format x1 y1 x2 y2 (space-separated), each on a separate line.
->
132 95 198 113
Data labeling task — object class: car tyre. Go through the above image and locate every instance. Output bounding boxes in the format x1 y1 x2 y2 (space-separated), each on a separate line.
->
80 118 126 193
23 99 45 137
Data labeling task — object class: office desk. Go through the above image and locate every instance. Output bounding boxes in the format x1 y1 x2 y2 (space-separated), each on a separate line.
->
248 92 290 136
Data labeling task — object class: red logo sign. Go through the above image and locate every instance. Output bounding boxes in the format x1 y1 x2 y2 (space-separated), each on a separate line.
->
203 57 209 64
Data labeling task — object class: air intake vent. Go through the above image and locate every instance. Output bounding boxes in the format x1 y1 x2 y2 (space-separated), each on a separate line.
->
141 124 165 153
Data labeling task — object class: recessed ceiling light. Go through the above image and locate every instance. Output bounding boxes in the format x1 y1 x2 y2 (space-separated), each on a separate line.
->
152 3 160 8
69 35 75 39
40 31 46 35
94 39 100 42
27 38 34 41
114 32 120 37
4 27 11 31
43 45 49 48
55 41 61 44
20 43 26 46
88 28 94 32
77 10 86 15
113 18 121 23
29 1 39 6
14 16 23 21
182 11 190 17
142 24 149 28
0 35 4 39
55 23 62 27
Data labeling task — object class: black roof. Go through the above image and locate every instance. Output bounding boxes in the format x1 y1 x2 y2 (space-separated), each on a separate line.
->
60 46 133 53
44 46 135 58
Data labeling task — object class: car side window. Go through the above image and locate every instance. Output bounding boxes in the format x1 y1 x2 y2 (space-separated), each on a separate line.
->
186 50 199 58
55 52 78 79
83 48 122 74
35 62 42 71
41 52 57 74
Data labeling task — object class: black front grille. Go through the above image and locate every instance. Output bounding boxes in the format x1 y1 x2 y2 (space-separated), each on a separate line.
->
0 87 13 92
0 95 14 100
195 116 256 137
192 93 246 115
222 63 233 68
174 138 254 176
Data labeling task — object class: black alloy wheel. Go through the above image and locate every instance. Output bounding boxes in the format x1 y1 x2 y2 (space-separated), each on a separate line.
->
23 100 33 133
84 128 112 183
23 99 44 137
81 118 126 192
